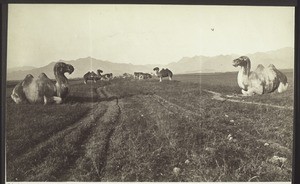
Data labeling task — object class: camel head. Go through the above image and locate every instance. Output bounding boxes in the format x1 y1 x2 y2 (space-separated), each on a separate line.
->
153 67 159 72
97 69 103 75
233 56 251 69
54 62 74 76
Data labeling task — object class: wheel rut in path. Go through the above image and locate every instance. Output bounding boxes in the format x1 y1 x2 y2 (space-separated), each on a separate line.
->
151 94 205 118
63 98 122 181
204 90 293 110
8 102 108 181
96 86 115 99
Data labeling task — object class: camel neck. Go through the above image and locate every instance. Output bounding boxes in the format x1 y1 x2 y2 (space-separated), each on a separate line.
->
240 66 250 76
55 72 68 84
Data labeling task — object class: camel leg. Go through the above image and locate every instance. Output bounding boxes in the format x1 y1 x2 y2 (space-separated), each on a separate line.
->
242 89 254 96
43 96 62 104
44 96 48 105
159 77 162 82
84 80 87 84
241 89 247 95
53 96 63 104
278 82 288 93
169 76 172 81
254 85 264 95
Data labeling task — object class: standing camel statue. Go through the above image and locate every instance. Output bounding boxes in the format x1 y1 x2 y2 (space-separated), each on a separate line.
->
83 71 98 84
139 73 152 79
102 73 113 80
83 69 103 84
153 67 173 82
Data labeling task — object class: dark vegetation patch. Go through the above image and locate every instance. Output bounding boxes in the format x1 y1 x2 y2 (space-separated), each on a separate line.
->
6 103 91 161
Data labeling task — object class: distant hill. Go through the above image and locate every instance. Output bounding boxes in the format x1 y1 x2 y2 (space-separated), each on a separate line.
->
166 47 293 74
7 57 155 80
7 47 294 81
7 66 36 73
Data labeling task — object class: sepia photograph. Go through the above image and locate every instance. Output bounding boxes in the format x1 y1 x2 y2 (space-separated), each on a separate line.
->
5 4 295 182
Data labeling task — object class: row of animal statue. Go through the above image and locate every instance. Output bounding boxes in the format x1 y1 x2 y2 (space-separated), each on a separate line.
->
83 67 174 83
83 70 113 84
131 67 173 82
10 56 288 104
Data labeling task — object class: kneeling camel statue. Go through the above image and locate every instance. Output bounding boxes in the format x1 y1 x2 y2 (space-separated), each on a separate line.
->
11 62 74 104
232 56 288 96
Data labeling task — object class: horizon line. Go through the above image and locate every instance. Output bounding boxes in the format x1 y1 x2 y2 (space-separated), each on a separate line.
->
8 46 294 69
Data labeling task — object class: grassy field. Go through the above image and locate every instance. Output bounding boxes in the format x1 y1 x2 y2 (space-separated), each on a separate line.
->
5 70 293 182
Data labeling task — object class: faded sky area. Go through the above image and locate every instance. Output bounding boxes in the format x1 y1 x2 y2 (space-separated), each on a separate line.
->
7 4 294 68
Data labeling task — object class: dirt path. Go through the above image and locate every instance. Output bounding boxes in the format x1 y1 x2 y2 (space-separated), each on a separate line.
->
49 85 123 181
8 102 107 181
61 99 122 181
203 90 293 110
53 85 122 181
96 86 117 101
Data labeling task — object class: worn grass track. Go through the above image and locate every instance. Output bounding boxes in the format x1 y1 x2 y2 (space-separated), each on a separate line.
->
65 99 122 181
6 71 293 182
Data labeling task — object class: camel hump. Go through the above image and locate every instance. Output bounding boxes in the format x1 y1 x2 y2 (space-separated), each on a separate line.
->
257 64 264 69
268 64 276 69
90 71 97 77
25 74 34 78
21 74 34 86
264 64 288 85
271 67 288 84
37 74 56 97
37 73 53 84
38 73 49 79
84 72 91 77
255 64 265 72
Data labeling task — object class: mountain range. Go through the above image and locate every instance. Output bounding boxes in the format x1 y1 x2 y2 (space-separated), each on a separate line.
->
7 47 294 81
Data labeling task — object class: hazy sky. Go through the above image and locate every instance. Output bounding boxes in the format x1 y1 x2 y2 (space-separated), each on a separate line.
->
7 4 294 68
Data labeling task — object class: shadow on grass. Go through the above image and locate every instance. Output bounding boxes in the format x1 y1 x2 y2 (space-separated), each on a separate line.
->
66 96 100 103
66 95 126 103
